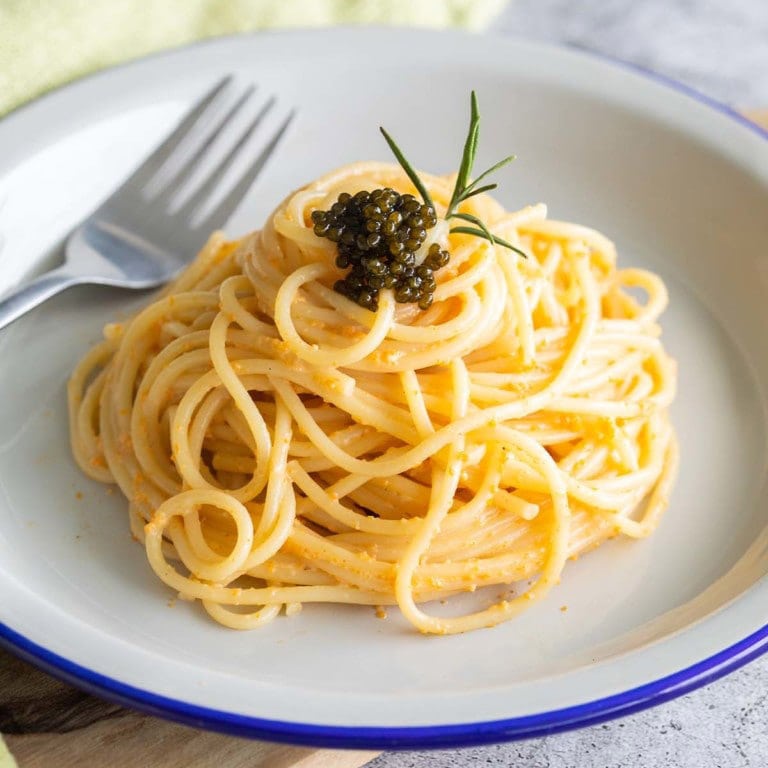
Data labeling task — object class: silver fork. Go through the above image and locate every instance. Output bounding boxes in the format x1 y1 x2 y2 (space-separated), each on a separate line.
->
0 76 294 332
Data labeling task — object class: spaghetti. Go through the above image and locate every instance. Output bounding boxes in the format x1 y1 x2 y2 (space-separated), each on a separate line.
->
68 162 677 634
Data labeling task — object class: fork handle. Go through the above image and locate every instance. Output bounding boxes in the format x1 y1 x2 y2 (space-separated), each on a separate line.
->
0 267 81 332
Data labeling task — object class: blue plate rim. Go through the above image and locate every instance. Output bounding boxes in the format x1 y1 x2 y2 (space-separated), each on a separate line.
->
0 32 766 750
2 620 768 749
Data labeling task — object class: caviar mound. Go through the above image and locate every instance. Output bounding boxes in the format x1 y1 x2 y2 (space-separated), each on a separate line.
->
311 188 449 311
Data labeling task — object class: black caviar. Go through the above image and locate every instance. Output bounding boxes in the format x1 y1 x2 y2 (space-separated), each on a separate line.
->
311 189 450 311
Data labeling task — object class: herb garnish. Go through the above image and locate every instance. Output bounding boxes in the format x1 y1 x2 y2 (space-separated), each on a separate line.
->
312 92 525 312
380 91 527 257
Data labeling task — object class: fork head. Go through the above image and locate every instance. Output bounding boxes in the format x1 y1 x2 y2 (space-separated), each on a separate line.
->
65 77 295 289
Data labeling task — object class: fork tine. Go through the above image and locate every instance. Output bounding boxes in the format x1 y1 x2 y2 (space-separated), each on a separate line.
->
122 75 233 191
157 84 256 202
175 96 275 221
196 110 296 231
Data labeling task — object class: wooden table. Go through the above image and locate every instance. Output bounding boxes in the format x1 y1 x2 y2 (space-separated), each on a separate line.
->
2 109 766 768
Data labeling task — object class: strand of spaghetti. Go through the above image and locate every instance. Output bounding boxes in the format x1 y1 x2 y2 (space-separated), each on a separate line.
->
288 461 422 535
304 280 484 343
202 600 282 630
68 340 115 481
241 397 297 568
147 489 254 583
207 298 272 497
500 251 535 365
274 262 396 367
399 370 434 438
395 358 469 633
134 336 211 494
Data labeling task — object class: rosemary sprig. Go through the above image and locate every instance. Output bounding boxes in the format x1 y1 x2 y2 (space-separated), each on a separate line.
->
448 226 525 256
379 127 434 211
380 91 526 258
449 91 481 214
449 211 496 242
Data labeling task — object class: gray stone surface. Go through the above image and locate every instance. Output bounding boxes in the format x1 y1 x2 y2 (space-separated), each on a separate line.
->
496 0 768 106
369 1 768 766
368 663 768 766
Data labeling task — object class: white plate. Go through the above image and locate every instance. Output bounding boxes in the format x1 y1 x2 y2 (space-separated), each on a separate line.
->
0 29 767 749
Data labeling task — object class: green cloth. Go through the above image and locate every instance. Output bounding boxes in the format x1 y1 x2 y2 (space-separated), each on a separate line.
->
0 0 506 116
0 736 17 768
